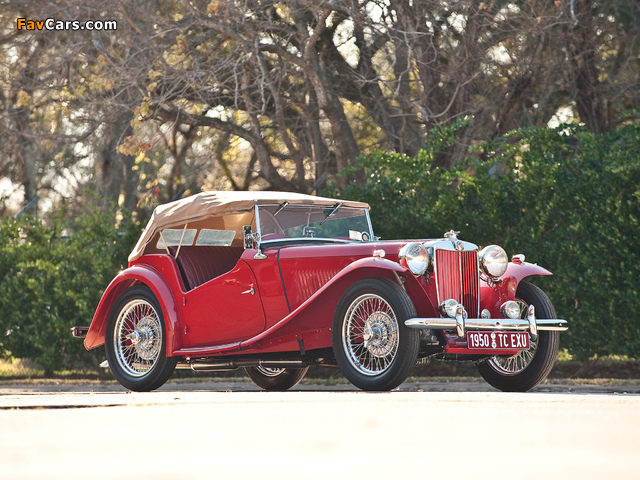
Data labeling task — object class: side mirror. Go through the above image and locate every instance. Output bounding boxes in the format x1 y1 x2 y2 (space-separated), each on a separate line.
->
243 225 267 260
243 225 254 249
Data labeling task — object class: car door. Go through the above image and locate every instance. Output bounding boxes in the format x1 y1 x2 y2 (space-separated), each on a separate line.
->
181 260 266 347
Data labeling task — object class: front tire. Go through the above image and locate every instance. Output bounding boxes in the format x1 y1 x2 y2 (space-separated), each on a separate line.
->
244 366 309 391
105 286 177 392
476 281 560 392
332 278 420 391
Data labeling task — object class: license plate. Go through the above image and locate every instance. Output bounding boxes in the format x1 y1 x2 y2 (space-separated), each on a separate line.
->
467 331 530 350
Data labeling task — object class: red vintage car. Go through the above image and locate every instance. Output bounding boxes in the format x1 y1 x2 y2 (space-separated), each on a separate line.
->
75 191 567 392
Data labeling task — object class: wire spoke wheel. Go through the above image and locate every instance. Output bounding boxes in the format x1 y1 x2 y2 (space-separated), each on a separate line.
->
244 366 308 391
105 286 177 392
333 278 419 391
476 281 560 392
114 299 162 377
255 366 285 377
343 293 399 376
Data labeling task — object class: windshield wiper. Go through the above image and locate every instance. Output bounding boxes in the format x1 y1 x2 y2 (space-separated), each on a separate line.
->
273 201 289 216
320 202 342 225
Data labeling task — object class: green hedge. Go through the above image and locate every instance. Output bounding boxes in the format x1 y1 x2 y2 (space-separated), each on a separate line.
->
335 120 640 360
0 209 141 374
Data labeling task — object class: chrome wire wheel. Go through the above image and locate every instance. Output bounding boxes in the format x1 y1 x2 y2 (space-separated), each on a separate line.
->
106 286 177 392
333 278 420 391
255 366 285 377
486 299 537 376
476 281 560 392
113 299 162 377
244 366 309 391
342 293 399 376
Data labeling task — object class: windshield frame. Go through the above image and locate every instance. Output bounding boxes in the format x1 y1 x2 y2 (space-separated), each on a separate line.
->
255 203 375 246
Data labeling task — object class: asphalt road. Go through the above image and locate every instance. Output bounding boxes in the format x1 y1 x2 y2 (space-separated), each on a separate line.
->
1 379 639 480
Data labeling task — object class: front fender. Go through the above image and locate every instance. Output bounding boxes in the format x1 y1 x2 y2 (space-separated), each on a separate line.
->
84 265 182 356
240 257 435 352
481 261 552 315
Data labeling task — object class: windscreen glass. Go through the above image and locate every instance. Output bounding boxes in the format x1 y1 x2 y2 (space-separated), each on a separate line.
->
258 204 373 242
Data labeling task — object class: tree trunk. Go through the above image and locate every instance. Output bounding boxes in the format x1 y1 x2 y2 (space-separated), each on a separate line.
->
565 0 607 134
99 115 137 209
306 55 360 188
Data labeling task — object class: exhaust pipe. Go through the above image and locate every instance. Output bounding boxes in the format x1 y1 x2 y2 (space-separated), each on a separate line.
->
176 359 309 372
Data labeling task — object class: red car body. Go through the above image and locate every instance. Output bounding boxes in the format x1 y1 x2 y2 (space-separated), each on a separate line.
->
78 191 567 392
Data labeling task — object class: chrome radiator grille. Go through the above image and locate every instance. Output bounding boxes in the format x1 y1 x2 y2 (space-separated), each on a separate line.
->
435 249 479 318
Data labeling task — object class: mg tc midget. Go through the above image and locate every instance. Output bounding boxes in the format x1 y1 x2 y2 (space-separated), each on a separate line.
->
74 191 567 392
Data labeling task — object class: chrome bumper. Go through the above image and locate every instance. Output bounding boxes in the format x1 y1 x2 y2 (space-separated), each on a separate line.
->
405 304 568 338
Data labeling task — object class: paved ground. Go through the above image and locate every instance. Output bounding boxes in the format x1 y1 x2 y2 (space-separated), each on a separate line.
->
1 379 639 479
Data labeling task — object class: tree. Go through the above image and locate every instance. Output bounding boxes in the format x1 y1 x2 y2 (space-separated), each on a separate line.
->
0 3 90 213
2 1 639 215
103 0 640 188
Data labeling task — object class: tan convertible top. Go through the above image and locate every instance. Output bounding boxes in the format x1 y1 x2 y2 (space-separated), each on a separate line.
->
129 191 370 262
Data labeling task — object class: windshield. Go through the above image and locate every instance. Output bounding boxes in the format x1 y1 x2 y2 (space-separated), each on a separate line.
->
258 204 374 242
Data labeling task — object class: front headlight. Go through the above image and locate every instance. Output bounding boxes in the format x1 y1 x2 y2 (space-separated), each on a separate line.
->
399 242 430 276
479 245 508 278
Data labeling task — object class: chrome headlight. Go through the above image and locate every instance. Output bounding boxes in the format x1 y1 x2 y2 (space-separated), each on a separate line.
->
479 245 508 278
399 242 430 276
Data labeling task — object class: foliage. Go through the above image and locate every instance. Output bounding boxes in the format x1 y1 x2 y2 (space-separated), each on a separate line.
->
335 119 640 359
0 208 141 374
2 1 640 214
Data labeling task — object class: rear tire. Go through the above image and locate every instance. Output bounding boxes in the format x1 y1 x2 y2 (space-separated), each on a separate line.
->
105 286 177 392
332 278 420 391
244 366 309 391
476 281 560 392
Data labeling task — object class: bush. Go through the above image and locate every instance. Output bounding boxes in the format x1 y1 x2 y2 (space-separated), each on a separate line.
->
335 120 640 360
0 208 141 374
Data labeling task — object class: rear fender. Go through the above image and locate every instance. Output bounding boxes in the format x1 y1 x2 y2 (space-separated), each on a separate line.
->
84 265 182 356
481 261 552 316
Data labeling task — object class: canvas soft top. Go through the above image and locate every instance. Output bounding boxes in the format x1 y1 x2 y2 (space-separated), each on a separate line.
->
128 191 370 262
